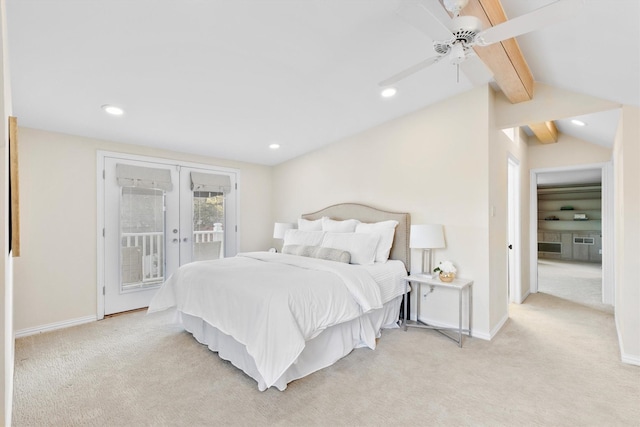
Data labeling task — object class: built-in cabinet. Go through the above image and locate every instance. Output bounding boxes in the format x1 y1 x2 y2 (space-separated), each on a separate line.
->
537 231 602 263
537 185 602 263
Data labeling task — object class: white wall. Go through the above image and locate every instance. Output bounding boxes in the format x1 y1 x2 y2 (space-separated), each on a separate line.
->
528 132 612 170
487 90 530 332
495 82 619 129
13 127 273 332
273 85 507 339
613 105 640 365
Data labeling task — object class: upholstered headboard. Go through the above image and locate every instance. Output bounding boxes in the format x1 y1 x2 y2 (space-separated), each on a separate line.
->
301 203 411 272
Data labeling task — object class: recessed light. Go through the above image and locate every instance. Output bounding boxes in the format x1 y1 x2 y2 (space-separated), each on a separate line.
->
571 119 586 126
269 143 280 150
380 87 397 98
101 104 124 116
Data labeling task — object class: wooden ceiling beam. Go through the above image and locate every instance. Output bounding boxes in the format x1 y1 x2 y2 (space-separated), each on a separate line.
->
462 0 534 103
529 121 559 144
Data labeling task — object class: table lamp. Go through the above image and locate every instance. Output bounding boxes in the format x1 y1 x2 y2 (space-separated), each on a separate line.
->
272 222 295 252
410 224 445 277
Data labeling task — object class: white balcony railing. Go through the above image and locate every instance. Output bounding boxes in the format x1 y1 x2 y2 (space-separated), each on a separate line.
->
121 230 224 289
193 230 224 243
121 232 164 288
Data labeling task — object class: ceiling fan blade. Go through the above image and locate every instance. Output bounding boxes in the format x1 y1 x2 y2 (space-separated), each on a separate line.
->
379 55 444 87
395 0 454 42
477 0 583 46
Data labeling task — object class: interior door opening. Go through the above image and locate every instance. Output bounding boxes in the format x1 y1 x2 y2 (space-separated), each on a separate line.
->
530 164 613 313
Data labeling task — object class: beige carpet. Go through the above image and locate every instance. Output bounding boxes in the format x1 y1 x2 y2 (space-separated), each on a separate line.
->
13 294 639 426
538 259 612 313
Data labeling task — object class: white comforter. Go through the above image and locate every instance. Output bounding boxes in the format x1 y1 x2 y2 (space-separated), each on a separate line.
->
148 252 400 388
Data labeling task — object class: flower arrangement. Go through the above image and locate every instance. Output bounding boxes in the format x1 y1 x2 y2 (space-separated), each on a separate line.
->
433 261 457 274
434 261 457 282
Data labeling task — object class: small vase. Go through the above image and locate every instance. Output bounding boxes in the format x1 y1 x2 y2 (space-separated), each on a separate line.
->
439 272 455 283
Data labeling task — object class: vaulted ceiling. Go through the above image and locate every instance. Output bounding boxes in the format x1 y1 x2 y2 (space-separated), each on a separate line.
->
6 0 639 165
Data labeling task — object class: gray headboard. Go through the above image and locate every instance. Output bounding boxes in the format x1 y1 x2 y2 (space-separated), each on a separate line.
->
302 203 411 272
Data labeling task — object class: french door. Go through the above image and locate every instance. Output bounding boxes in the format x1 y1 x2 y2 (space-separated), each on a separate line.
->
100 153 238 316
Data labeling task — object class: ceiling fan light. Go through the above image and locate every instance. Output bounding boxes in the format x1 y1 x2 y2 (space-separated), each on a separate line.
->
381 87 397 98
571 119 586 126
269 143 280 150
449 43 466 65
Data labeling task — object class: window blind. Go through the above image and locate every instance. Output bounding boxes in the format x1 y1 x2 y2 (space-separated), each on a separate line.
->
190 171 231 194
116 164 173 191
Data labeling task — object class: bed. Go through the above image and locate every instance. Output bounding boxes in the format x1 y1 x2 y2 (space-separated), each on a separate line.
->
148 203 410 390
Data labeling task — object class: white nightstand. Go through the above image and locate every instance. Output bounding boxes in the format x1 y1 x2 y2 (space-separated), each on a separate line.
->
402 274 473 347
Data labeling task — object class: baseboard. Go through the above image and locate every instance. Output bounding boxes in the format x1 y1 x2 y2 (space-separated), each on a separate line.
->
15 315 97 338
615 316 640 366
519 290 531 304
620 353 640 366
462 313 509 341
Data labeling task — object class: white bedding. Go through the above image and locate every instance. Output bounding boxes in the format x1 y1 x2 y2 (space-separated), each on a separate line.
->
148 252 407 389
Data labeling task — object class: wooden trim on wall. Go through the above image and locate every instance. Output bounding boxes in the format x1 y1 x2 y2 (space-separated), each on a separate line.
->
9 116 20 257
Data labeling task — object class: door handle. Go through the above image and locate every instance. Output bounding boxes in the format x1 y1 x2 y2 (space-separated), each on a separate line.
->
172 238 179 243
182 238 188 242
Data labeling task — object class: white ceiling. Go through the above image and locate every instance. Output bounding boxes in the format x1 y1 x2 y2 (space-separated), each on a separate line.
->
6 0 640 165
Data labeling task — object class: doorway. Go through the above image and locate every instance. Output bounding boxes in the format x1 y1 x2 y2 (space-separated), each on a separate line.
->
529 163 613 309
98 152 239 317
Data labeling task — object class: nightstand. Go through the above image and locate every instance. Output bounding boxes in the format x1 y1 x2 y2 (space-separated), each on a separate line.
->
402 274 473 347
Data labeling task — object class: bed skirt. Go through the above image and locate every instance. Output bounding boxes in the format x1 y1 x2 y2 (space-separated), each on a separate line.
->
179 295 402 391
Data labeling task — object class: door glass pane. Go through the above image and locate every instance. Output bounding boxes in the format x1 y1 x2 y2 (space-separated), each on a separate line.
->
192 190 224 261
120 187 165 291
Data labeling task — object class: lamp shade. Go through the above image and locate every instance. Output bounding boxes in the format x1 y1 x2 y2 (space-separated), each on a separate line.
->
273 222 295 239
410 224 445 249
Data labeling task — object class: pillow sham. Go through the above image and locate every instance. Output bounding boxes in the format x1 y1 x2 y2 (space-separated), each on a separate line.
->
321 232 379 265
298 217 325 232
355 220 399 263
321 217 361 233
282 244 351 264
283 229 325 247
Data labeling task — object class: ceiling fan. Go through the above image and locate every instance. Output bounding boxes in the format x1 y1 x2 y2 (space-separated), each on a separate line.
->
380 0 583 87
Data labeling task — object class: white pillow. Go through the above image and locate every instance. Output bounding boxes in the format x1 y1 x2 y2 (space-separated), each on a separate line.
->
298 217 325 231
321 232 379 265
355 220 399 263
283 230 325 247
322 217 361 233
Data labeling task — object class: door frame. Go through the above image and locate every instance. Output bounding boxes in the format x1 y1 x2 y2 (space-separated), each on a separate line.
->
529 162 613 305
96 151 241 320
507 154 522 303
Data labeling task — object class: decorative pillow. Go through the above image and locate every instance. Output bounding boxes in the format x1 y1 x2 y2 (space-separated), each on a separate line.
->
298 217 325 231
282 244 317 257
283 230 325 247
355 220 399 263
320 232 379 265
282 245 351 264
321 217 361 233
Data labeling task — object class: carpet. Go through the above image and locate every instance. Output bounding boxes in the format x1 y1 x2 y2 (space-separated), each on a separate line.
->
13 293 639 426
